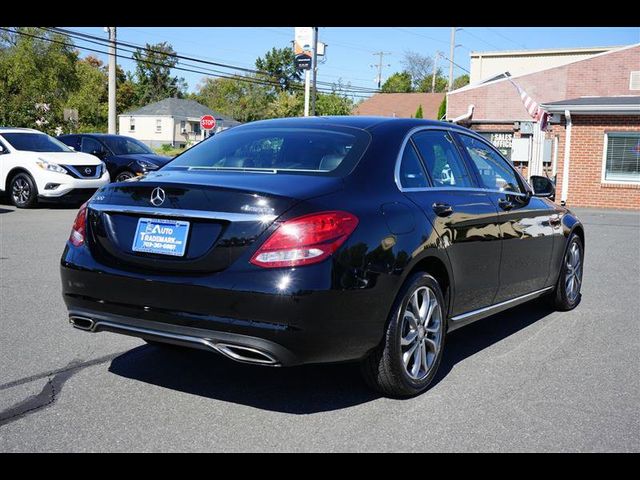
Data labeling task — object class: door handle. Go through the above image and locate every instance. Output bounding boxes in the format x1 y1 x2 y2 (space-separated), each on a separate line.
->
432 202 454 217
498 198 514 211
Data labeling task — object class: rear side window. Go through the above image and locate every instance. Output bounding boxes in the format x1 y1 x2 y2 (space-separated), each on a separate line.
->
398 143 429 189
167 126 370 176
412 130 473 188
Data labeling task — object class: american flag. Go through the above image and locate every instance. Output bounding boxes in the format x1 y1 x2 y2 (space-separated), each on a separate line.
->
508 78 549 130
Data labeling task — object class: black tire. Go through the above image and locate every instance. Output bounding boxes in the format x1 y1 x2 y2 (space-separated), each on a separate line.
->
115 170 135 182
361 272 447 398
551 233 584 311
9 172 38 208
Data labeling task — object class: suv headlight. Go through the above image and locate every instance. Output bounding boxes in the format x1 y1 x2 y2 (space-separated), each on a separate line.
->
36 158 68 175
136 159 159 171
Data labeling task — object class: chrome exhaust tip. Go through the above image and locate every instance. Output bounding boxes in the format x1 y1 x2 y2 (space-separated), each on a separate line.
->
215 343 278 365
69 315 95 331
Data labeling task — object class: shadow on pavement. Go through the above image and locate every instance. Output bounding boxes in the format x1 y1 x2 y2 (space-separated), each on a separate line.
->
108 298 555 414
0 207 13 214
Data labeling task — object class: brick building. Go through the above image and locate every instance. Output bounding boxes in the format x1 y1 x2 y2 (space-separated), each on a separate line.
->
447 43 640 209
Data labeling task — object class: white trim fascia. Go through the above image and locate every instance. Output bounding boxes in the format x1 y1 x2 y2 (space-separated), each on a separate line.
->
542 104 640 114
450 43 640 96
560 110 572 204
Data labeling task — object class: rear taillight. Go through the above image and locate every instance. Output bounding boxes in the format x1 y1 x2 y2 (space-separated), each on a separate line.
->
250 211 359 268
69 202 88 247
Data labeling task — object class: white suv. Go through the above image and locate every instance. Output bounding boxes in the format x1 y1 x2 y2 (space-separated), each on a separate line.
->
0 128 110 208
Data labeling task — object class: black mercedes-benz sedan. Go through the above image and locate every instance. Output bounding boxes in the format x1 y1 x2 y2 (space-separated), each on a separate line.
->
57 134 173 182
60 117 584 397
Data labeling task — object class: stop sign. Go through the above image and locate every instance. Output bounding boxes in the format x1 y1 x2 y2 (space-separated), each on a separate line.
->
200 115 216 130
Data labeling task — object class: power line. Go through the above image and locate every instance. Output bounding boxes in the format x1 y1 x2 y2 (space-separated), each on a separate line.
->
484 27 528 50
459 28 502 51
3 28 376 99
47 27 382 94
438 52 470 75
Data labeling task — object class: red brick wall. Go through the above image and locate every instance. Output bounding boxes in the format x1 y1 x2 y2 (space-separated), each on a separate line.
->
552 115 640 209
448 45 640 121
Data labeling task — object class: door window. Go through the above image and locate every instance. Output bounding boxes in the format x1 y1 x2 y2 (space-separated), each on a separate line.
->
411 130 473 188
458 134 523 194
81 137 104 155
398 142 429 189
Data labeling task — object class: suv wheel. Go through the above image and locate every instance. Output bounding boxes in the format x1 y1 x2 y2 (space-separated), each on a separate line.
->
115 171 135 182
361 272 446 397
9 173 38 208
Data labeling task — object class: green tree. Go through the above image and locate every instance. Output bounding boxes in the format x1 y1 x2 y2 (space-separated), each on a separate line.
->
267 91 304 118
415 104 423 118
132 42 186 104
195 75 271 122
453 74 470 90
437 97 447 120
315 91 355 116
65 55 108 132
0 27 79 132
381 71 413 93
417 70 448 93
401 51 434 90
255 47 301 92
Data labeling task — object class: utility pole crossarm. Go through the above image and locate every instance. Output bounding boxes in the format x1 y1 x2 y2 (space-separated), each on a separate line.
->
372 51 392 89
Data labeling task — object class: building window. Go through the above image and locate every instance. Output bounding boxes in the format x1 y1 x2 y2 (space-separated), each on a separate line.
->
156 119 162 133
180 120 186 130
129 117 135 132
603 132 640 183
630 71 640 91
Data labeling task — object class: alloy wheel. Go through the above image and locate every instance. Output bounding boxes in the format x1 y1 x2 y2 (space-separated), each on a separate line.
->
400 286 443 381
11 177 31 206
565 242 582 302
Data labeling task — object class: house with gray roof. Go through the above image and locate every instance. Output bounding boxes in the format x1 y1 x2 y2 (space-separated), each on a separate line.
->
118 98 241 149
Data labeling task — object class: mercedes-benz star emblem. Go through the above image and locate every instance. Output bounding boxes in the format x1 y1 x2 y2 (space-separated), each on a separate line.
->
84 167 92 175
150 187 166 206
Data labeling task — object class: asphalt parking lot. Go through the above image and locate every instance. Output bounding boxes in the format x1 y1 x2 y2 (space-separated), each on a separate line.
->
0 200 638 452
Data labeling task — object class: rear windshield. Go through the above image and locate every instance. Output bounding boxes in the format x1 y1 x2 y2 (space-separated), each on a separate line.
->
1 132 72 152
166 126 370 176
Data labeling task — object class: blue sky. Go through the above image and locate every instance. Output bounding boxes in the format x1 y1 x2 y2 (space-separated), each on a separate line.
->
65 27 640 97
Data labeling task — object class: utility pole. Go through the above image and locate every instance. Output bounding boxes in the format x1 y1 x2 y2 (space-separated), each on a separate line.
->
371 51 391 89
431 51 440 93
448 27 456 92
106 27 117 134
311 27 318 116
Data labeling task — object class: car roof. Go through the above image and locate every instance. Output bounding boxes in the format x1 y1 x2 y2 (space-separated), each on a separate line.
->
0 127 45 134
58 133 125 139
230 116 471 134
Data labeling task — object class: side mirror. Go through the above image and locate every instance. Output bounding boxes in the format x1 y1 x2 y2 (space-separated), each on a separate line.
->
68 145 76 151
530 175 555 201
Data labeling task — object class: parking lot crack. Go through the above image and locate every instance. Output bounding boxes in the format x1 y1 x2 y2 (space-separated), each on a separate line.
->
0 352 123 428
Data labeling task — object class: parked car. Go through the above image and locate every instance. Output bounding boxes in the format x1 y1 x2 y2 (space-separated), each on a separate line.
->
57 134 173 183
0 128 110 208
60 117 584 397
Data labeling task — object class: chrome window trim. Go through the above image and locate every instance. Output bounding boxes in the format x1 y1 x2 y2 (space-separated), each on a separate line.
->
88 203 277 223
394 125 530 197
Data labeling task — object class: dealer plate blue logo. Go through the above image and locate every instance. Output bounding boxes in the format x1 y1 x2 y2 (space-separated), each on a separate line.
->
132 218 190 257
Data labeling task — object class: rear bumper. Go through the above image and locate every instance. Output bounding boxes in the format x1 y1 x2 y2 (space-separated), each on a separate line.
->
61 244 394 366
